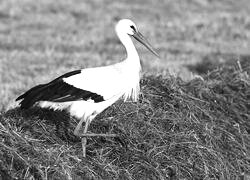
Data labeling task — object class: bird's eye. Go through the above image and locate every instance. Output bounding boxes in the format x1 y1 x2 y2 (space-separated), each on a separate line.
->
130 25 136 32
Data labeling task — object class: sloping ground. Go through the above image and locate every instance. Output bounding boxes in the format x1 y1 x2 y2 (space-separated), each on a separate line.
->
0 61 249 179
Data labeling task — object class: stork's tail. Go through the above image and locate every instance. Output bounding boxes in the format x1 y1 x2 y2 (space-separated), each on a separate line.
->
16 84 47 109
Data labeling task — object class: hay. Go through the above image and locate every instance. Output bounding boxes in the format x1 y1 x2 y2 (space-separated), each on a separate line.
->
0 63 249 179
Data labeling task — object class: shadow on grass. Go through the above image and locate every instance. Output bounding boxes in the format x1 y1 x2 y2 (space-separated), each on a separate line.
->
3 107 79 143
187 52 250 75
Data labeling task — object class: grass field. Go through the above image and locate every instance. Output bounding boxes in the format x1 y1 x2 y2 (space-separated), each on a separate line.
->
0 0 250 179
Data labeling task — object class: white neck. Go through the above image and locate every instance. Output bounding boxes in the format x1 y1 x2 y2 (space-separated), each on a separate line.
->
116 30 141 70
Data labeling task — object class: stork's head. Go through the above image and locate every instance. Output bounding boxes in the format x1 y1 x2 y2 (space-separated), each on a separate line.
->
116 19 159 57
115 19 138 36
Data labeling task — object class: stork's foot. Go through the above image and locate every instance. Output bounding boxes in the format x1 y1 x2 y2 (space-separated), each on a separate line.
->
80 133 117 157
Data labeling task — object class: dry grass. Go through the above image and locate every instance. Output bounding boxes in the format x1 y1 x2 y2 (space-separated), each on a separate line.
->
0 60 250 179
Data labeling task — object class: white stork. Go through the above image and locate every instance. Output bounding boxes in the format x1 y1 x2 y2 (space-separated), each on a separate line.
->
16 19 159 157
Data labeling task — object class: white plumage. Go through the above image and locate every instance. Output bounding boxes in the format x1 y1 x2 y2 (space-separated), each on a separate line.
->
64 62 140 102
16 19 159 157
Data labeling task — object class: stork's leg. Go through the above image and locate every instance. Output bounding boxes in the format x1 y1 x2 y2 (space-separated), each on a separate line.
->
81 117 91 157
73 117 86 137
73 117 90 157
73 116 117 157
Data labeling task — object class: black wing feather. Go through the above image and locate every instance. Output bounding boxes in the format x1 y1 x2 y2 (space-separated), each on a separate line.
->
16 70 104 109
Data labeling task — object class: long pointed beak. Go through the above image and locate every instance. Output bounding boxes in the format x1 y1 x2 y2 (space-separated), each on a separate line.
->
132 31 160 58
